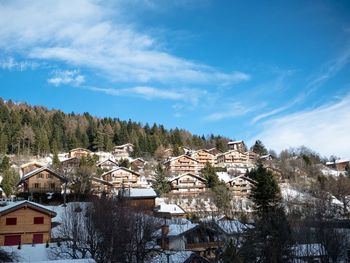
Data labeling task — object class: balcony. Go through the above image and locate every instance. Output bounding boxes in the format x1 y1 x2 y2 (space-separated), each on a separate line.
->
186 241 224 250
27 187 62 193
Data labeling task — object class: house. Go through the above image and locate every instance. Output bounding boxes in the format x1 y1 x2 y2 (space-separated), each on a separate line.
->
130 158 146 172
226 175 257 197
154 203 187 219
168 173 207 195
217 150 250 167
227 141 246 152
292 243 327 263
164 155 199 176
259 154 276 161
17 167 67 193
112 143 134 159
158 222 225 259
68 148 92 158
118 188 157 210
191 150 215 169
101 167 143 189
60 157 80 171
207 148 223 157
0 200 56 246
96 158 118 171
20 161 45 177
326 159 350 171
91 177 114 196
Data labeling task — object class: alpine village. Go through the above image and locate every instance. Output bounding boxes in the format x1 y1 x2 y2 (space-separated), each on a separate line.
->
0 99 348 263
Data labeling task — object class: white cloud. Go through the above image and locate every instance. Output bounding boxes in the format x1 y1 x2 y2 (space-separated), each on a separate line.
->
0 0 249 86
252 95 350 158
204 102 252 121
86 86 206 105
0 57 39 71
48 70 85 86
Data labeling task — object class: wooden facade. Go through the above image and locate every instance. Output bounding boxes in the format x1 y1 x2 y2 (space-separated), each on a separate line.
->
0 201 56 246
227 141 246 152
164 155 199 176
91 177 114 195
112 143 134 159
17 167 67 193
217 150 250 166
169 173 207 195
191 150 215 169
102 167 141 189
20 162 44 177
96 159 118 171
130 158 145 172
226 175 256 197
119 188 157 211
68 148 92 158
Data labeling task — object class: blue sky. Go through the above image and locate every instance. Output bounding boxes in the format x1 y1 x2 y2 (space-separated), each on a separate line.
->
1 0 350 157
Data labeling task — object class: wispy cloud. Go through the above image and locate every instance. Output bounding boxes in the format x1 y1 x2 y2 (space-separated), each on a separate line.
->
0 0 249 86
86 86 206 105
252 94 350 157
204 102 253 121
0 57 39 71
48 70 85 86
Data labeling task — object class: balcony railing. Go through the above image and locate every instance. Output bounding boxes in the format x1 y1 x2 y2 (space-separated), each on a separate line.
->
27 187 62 193
186 241 224 250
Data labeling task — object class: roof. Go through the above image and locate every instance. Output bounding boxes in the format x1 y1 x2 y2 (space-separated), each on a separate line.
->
164 154 199 164
96 158 118 166
292 243 326 257
168 173 206 183
326 159 350 165
69 148 92 153
119 188 157 198
155 203 186 214
101 167 141 177
130 158 146 163
166 223 198 236
228 140 244 145
91 177 113 186
227 175 257 185
19 167 67 184
0 200 57 217
113 143 134 149
215 220 250 235
20 161 45 169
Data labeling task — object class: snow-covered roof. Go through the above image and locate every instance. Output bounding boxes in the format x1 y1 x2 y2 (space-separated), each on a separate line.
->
164 154 199 164
168 173 206 183
0 200 56 217
148 251 193 263
227 175 257 184
215 220 250 235
96 158 118 166
101 167 141 177
326 159 350 165
216 172 232 183
292 243 326 257
155 203 185 214
20 167 67 183
228 140 243 145
166 223 198 236
120 188 157 198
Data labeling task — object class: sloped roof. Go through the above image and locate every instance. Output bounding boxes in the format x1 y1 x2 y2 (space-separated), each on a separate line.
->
91 177 113 187
20 161 45 169
228 140 244 145
119 188 157 198
0 200 57 217
155 203 186 215
96 158 118 167
168 173 206 183
69 148 92 153
19 167 67 183
227 175 257 185
101 167 141 177
164 154 199 164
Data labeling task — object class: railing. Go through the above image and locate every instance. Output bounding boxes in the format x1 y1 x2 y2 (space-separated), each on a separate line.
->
28 187 62 193
186 241 224 250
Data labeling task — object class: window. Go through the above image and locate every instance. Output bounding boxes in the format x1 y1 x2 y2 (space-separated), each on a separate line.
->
33 233 43 244
6 218 17 225
37 173 43 179
34 217 44 224
50 183 55 189
34 183 40 188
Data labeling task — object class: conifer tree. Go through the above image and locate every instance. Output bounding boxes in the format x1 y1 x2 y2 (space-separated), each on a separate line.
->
200 162 220 188
153 164 170 195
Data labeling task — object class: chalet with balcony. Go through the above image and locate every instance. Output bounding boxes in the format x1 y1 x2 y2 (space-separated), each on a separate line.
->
96 158 118 171
207 148 223 157
91 177 114 196
112 143 134 159
0 200 56 246
68 148 92 158
191 150 215 169
217 150 249 166
226 175 257 197
154 203 187 219
101 167 143 189
130 158 146 172
227 141 246 152
164 155 199 176
326 159 350 171
20 162 45 177
17 167 67 193
168 173 207 195
61 157 80 172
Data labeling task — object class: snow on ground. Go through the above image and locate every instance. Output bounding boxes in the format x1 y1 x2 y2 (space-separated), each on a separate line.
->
280 183 308 202
148 250 193 263
1 243 95 262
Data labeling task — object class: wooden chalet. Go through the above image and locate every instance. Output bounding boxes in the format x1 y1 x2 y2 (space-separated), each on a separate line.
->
207 147 223 156
216 150 250 167
154 203 187 219
164 155 199 176
112 143 134 159
0 201 56 246
226 175 257 197
190 149 215 169
227 141 246 152
17 167 67 193
326 159 350 171
130 158 146 172
101 167 142 189
168 173 207 195
96 158 118 171
20 161 44 177
91 177 114 196
68 148 92 158
61 157 80 171
118 188 157 210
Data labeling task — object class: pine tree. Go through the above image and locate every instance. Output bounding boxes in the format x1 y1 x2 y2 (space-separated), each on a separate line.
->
153 164 170 195
200 162 220 188
222 240 243 263
1 169 20 197
251 140 268 156
118 158 130 168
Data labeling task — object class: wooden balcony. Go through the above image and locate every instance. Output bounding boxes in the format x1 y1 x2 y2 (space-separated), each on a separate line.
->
186 241 224 250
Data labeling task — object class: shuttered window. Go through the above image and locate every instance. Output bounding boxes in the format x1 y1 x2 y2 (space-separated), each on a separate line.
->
34 217 44 224
6 218 17 225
